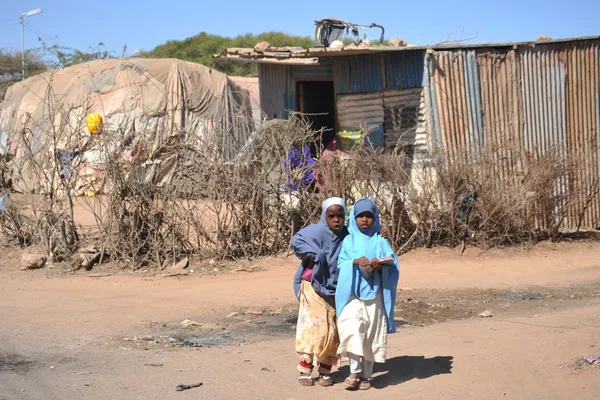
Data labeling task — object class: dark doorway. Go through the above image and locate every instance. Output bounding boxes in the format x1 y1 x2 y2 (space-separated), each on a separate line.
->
296 81 336 150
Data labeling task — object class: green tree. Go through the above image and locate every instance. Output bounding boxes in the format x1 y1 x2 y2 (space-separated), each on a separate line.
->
0 49 47 100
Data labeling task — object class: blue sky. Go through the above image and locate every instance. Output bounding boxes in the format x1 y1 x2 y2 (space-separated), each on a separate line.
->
1 0 598 57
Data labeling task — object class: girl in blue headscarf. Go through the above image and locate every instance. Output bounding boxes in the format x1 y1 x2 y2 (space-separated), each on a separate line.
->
291 197 348 387
335 198 399 390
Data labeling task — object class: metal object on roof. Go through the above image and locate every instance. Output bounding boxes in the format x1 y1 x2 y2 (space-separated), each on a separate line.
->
314 18 385 48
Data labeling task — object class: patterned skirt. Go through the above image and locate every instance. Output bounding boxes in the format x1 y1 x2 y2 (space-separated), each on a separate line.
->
295 281 340 367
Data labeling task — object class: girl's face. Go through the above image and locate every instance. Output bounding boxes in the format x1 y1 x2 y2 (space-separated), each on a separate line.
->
355 211 375 233
325 205 345 233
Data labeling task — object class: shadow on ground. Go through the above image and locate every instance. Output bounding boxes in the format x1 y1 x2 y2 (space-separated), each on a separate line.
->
332 355 454 389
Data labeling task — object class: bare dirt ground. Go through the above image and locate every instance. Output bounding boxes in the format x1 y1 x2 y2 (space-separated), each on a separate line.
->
1 241 600 399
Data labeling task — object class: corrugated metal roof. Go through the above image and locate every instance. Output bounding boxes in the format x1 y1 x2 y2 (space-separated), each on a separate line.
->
216 36 600 63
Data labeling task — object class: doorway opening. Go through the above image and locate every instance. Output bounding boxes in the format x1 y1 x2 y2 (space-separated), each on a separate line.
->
296 81 336 152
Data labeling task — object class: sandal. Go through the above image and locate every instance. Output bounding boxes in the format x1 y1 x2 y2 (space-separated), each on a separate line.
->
344 376 361 390
298 374 315 387
318 375 333 387
359 379 372 390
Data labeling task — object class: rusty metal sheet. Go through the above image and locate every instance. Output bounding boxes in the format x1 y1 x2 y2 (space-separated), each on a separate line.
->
432 51 470 161
332 55 384 94
336 92 383 130
565 41 600 228
477 49 523 195
258 63 295 119
382 88 423 148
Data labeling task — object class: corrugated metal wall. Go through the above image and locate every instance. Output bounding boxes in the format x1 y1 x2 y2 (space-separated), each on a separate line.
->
563 42 600 227
383 88 423 148
426 39 600 229
333 54 384 93
336 92 383 130
257 63 295 119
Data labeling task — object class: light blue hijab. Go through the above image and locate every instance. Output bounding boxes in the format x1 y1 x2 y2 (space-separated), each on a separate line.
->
335 198 400 333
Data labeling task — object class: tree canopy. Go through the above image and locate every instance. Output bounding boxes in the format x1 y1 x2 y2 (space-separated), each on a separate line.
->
0 49 47 99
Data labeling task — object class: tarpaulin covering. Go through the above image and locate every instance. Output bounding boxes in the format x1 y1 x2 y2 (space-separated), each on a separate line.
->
0 58 254 194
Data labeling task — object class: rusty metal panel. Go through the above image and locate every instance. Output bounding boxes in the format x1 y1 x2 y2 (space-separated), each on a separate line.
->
336 92 383 130
384 50 426 89
382 88 423 148
333 54 384 94
432 51 470 161
477 49 523 196
462 51 484 150
564 41 600 228
520 47 567 156
258 63 295 119
425 54 442 149
292 59 333 81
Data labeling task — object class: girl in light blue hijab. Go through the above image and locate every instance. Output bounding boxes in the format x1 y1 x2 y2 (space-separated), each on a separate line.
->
335 198 399 390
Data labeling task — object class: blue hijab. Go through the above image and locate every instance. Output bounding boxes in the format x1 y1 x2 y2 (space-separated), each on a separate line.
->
292 198 348 299
335 198 400 333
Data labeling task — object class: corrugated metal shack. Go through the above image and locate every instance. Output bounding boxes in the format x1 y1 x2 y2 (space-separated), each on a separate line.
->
217 36 600 228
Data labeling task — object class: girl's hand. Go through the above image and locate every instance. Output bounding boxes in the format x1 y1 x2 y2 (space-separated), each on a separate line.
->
354 257 370 268
370 258 382 271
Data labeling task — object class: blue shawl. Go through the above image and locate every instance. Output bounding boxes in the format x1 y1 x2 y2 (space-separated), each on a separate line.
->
292 201 348 299
335 198 400 333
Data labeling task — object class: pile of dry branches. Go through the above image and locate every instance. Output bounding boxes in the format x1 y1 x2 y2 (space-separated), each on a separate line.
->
0 88 594 268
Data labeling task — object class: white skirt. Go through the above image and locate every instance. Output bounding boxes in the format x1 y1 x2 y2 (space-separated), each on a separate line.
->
337 291 387 363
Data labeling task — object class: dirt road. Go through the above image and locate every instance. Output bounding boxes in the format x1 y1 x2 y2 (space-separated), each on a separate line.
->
1 242 600 399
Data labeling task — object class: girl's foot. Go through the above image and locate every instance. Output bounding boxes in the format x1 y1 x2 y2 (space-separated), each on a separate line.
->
317 374 333 387
359 378 372 390
298 373 315 386
344 373 361 390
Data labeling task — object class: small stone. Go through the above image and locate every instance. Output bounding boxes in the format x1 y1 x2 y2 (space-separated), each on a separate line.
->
20 253 47 270
389 38 408 47
50 366 55 369
180 319 201 328
227 312 240 318
478 310 493 318
246 310 264 316
254 41 270 52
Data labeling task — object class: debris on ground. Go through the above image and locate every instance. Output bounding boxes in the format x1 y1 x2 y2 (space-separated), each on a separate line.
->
88 273 111 278
163 270 188 278
20 253 47 270
231 265 263 273
245 310 264 316
144 363 164 367
72 248 110 271
180 319 201 328
478 310 493 318
175 382 203 392
168 258 189 273
584 356 599 366
227 312 240 318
